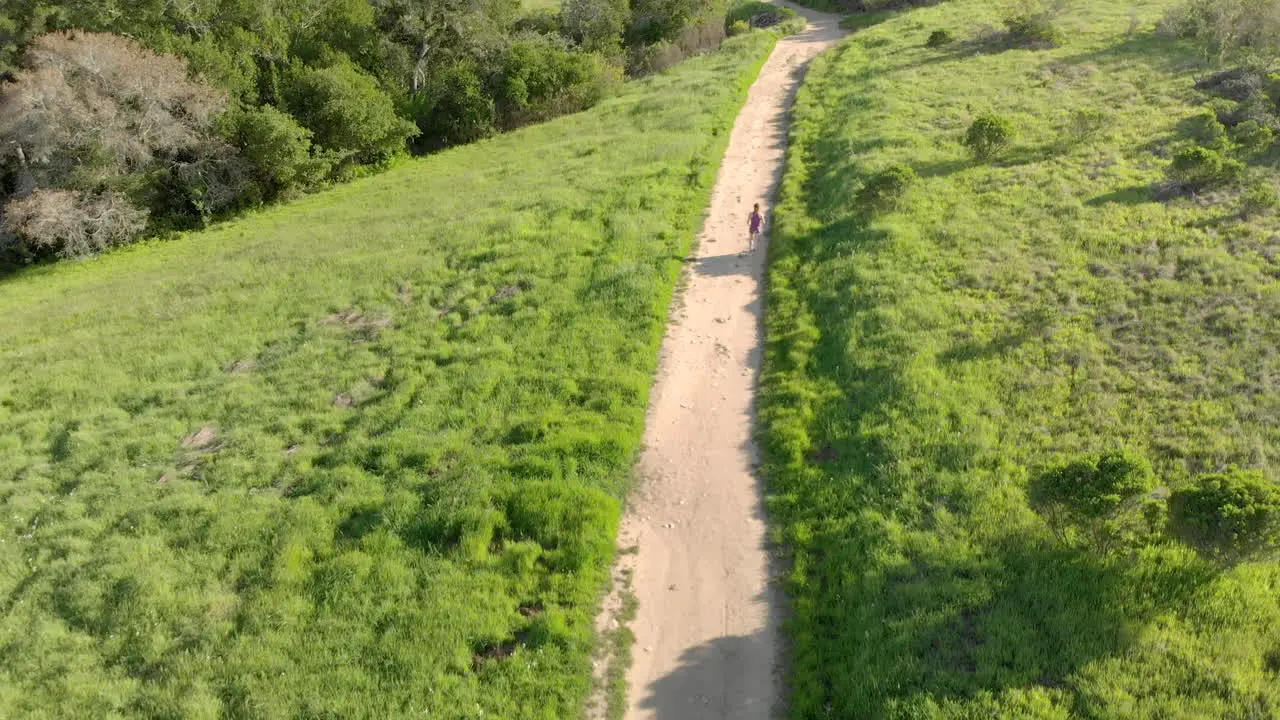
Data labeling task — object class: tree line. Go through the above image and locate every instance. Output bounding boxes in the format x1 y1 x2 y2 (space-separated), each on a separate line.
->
0 0 729 262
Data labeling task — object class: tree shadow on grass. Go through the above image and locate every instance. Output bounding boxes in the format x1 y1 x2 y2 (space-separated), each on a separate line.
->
938 331 1029 364
1087 185 1154 207
756 209 1222 716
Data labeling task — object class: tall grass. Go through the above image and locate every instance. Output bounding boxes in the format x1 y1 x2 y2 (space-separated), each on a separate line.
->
763 0 1280 716
0 32 777 718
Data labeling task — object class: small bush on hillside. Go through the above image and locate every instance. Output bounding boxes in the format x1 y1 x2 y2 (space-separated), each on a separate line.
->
728 20 751 35
1003 0 1070 47
408 60 497 151
926 29 954 47
1240 180 1280 218
491 35 619 130
726 1 798 31
1168 468 1280 565
628 0 706 45
1161 0 1280 62
284 61 419 166
1067 107 1109 143
1166 145 1244 192
561 0 630 53
1183 109 1230 149
1230 119 1275 153
1030 451 1157 550
856 164 916 212
224 105 326 198
964 113 1015 160
775 16 807 35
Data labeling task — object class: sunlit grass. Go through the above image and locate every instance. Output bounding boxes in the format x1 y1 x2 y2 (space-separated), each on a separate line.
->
0 32 777 719
763 0 1280 716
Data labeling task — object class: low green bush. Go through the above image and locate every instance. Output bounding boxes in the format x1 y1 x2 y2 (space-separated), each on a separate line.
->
1183 108 1230 148
1166 145 1245 192
964 112 1014 160
1002 0 1069 47
728 19 752 35
926 29 954 47
284 61 419 166
407 60 497 151
1168 468 1280 565
1162 0 1280 62
726 0 798 31
1030 451 1156 549
856 164 916 212
1230 118 1275 153
1240 180 1280 218
1067 107 1109 143
224 105 327 197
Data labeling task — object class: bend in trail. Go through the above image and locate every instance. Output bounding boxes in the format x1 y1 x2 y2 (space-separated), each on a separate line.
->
613 6 847 719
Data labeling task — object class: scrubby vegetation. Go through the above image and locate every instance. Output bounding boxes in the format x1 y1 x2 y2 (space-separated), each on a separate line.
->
0 0 737 263
964 112 1015 160
0 32 777 718
763 0 1280 716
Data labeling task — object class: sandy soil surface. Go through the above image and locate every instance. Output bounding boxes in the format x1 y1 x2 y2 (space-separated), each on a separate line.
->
610 7 846 719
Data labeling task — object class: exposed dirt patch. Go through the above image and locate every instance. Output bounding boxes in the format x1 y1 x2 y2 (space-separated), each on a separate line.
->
224 358 256 374
808 444 841 464
397 282 415 306
491 285 521 303
471 641 517 672
321 308 393 341
181 426 220 451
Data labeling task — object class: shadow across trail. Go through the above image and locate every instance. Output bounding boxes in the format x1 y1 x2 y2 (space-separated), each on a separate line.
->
638 631 778 719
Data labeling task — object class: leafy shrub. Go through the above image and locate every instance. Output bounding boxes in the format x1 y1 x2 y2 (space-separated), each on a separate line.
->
1030 451 1156 550
1230 118 1275 153
492 34 619 130
628 19 726 76
1182 109 1230 148
775 16 807 35
406 60 496 151
964 112 1015 160
727 0 797 30
926 29 955 47
1067 107 1109 143
1168 468 1280 565
856 164 916 212
561 0 630 52
1240 180 1280 218
224 105 325 197
1166 145 1244 192
1002 0 1070 47
729 20 751 35
1161 0 1280 62
628 0 706 45
515 8 563 35
1 189 148 258
284 61 418 165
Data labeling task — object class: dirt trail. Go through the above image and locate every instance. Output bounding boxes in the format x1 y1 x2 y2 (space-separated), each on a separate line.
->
609 7 846 719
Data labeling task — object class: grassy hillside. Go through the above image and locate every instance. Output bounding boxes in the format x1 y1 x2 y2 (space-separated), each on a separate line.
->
762 0 1280 717
0 32 776 719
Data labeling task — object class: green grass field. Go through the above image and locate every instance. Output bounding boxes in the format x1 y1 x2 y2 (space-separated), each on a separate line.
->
0 32 776 718
762 0 1280 717
521 0 562 12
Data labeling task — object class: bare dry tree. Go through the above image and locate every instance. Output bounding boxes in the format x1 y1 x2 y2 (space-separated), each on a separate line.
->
0 32 240 256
